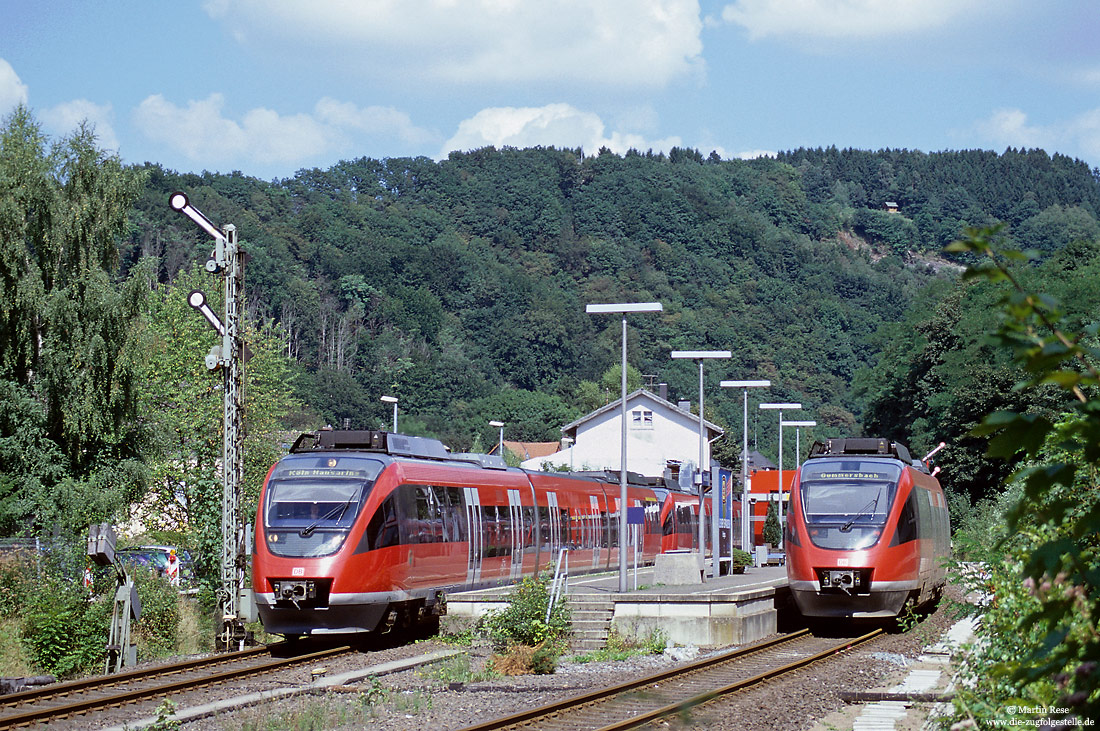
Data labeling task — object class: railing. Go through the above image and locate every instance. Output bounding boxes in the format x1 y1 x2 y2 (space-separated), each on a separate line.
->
546 548 569 623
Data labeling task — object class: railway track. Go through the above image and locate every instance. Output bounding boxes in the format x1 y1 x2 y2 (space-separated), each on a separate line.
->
0 641 354 729
458 628 883 731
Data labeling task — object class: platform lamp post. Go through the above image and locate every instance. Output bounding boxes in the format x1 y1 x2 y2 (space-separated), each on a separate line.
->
671 350 730 577
759 402 801 549
381 396 398 433
781 420 817 471
586 301 663 592
720 380 771 555
489 420 505 457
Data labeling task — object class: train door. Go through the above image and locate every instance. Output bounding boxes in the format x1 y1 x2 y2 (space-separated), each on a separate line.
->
547 492 562 553
508 488 524 581
464 486 483 585
589 495 602 569
607 497 620 573
644 498 661 559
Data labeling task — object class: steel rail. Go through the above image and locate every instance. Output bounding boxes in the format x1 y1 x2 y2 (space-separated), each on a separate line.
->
594 628 884 731
0 644 352 730
0 644 273 709
458 628 883 731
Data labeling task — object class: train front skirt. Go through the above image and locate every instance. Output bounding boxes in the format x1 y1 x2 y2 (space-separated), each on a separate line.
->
788 578 916 618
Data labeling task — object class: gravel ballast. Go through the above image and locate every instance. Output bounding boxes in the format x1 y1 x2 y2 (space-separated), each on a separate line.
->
176 585 966 731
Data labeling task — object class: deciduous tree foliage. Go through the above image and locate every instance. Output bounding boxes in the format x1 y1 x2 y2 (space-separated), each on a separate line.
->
0 106 149 533
138 264 299 583
944 226 1100 724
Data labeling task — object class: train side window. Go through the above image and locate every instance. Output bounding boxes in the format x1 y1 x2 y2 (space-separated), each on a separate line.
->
365 496 400 550
444 486 468 542
561 508 571 547
893 491 919 545
916 488 931 537
414 485 442 544
481 505 498 557
523 506 536 549
499 502 513 557
538 506 550 550
677 505 693 535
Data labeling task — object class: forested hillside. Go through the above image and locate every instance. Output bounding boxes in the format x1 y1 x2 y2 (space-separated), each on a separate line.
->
121 146 1100 465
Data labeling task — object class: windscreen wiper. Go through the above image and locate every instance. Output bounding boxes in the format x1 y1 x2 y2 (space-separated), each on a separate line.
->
299 496 355 538
840 495 879 532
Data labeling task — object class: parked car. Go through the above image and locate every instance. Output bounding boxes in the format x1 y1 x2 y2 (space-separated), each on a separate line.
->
116 546 196 586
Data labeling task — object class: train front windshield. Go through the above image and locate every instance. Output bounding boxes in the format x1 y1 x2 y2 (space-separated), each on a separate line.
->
797 460 902 550
263 454 385 558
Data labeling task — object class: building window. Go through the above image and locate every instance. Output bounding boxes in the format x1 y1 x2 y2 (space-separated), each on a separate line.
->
631 409 653 429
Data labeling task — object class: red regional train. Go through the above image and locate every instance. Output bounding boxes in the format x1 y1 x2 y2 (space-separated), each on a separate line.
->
252 429 713 637
785 437 950 619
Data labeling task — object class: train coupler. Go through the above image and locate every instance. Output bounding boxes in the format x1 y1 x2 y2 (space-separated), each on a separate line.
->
818 568 866 595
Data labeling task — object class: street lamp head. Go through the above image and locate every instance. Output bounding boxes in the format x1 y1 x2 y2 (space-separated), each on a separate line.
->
489 420 504 427
760 402 802 410
380 396 398 404
670 350 732 359
721 380 771 388
586 302 663 314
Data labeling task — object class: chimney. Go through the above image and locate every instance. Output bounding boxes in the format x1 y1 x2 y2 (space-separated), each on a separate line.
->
659 383 668 401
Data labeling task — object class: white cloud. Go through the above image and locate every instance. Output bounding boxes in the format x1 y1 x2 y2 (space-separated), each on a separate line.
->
721 0 978 40
135 94 331 167
976 107 1100 163
734 149 776 160
133 93 434 171
40 100 119 151
314 98 435 146
0 58 29 115
442 103 682 158
206 0 704 87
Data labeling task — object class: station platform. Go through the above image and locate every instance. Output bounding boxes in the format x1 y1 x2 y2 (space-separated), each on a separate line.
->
443 562 789 650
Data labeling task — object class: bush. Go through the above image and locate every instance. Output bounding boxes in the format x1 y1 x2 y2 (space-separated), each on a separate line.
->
481 572 570 652
21 574 110 677
730 549 753 567
489 642 558 676
574 628 667 663
132 569 181 659
0 551 36 618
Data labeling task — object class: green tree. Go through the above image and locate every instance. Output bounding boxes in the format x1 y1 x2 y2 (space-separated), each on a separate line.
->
946 225 1100 724
0 105 150 533
762 502 781 547
139 264 300 583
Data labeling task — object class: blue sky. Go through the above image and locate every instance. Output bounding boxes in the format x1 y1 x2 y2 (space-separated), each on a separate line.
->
3 1 1099 181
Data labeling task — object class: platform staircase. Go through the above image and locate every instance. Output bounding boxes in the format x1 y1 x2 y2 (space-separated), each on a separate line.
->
567 593 616 653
